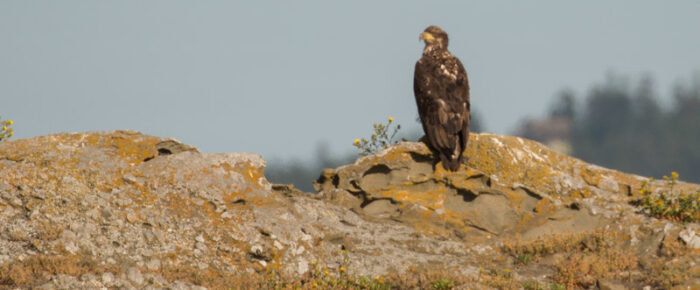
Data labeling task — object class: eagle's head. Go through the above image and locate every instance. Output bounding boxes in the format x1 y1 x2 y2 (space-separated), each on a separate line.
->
419 25 449 53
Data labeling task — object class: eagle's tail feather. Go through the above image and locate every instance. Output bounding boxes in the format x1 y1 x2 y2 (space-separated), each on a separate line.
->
439 150 461 171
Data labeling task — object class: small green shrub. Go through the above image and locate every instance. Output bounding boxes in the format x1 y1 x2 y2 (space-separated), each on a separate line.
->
517 253 532 265
432 278 455 290
638 172 699 223
0 117 13 142
353 117 404 156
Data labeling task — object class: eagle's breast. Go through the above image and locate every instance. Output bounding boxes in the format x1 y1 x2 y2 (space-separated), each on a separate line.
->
439 63 458 81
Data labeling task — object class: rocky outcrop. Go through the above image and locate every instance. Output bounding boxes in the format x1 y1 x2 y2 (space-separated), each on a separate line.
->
315 134 699 240
0 131 698 288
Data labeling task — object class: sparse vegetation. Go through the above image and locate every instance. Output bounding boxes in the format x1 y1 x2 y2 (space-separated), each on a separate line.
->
522 281 566 290
296 250 391 289
477 267 515 289
257 250 468 289
0 117 14 142
637 172 700 223
553 247 637 288
502 228 696 288
431 278 455 289
353 117 405 156
0 254 120 287
517 253 532 265
642 261 692 288
503 231 592 260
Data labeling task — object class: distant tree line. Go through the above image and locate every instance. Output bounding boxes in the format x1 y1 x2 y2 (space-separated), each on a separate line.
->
542 72 700 182
265 142 356 192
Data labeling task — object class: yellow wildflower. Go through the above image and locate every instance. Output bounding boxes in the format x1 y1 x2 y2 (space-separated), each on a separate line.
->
7 120 12 125
374 276 379 280
341 249 346 254
671 171 679 179
340 266 345 272
312 261 317 265
8 132 12 136
324 270 329 275
354 139 360 145
2 126 5 131
388 117 394 122
313 282 318 287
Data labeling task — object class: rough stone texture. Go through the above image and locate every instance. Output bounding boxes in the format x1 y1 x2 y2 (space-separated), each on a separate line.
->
0 131 698 288
316 134 698 239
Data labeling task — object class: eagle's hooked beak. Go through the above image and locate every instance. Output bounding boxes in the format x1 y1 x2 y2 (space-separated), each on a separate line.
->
419 32 435 42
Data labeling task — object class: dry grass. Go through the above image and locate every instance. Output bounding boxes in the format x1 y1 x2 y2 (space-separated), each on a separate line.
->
383 268 472 289
641 258 693 288
153 264 266 289
502 230 595 260
7 230 28 242
0 254 118 287
657 235 686 258
0 253 264 289
1 229 693 289
501 229 697 288
553 248 637 288
0 253 473 289
475 268 517 289
260 262 487 290
504 230 634 288
36 221 64 241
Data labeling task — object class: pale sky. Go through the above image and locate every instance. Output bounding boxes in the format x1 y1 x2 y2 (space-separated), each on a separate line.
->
2 1 699 161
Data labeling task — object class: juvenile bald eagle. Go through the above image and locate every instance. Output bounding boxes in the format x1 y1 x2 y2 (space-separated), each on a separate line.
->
414 26 470 171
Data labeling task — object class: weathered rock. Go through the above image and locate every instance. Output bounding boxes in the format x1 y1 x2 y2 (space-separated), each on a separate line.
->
315 134 697 240
0 131 698 288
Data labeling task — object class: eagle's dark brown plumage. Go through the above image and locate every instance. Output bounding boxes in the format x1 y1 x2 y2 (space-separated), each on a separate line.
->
414 26 470 171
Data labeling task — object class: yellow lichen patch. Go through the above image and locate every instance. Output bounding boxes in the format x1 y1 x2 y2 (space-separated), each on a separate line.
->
375 186 448 211
78 132 161 165
515 213 535 232
501 188 525 210
534 199 555 216
465 137 515 181
380 189 411 202
214 162 268 190
570 189 591 199
403 216 454 237
445 178 484 192
579 168 602 187
434 166 485 189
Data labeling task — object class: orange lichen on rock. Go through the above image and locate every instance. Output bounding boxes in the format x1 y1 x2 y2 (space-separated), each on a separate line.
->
316 133 700 240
